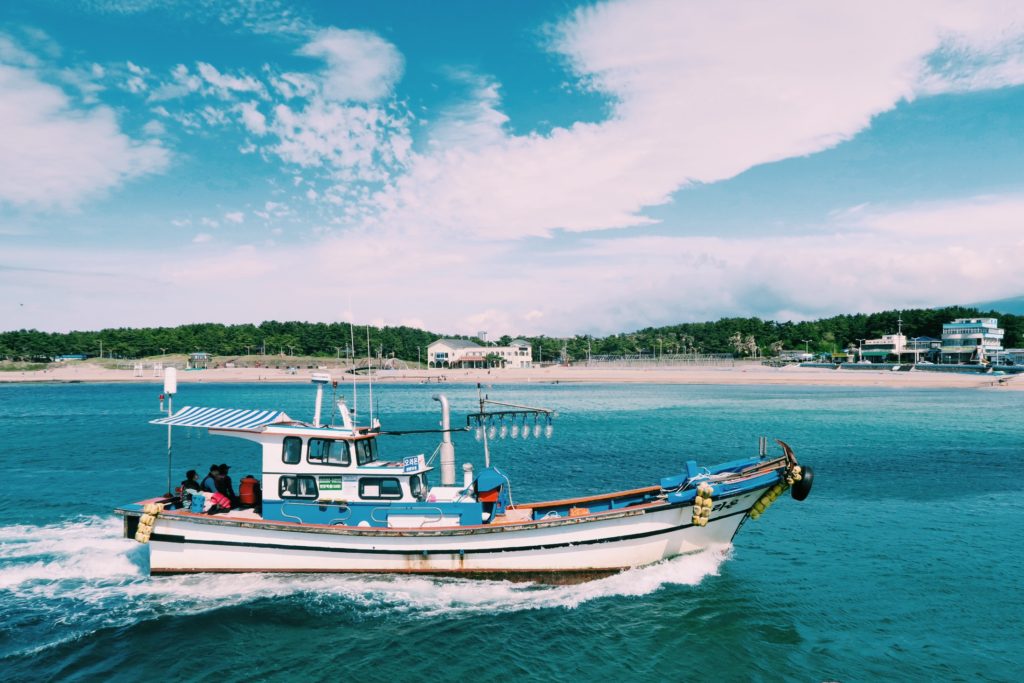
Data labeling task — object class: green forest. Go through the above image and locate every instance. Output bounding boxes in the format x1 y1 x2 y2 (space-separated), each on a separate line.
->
1 306 1020 363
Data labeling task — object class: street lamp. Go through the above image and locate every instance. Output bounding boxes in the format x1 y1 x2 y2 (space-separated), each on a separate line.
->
287 345 295 357
245 345 251 357
160 347 167 357
857 338 866 362
801 339 812 356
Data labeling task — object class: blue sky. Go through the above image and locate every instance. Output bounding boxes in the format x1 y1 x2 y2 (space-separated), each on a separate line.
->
3 0 1024 335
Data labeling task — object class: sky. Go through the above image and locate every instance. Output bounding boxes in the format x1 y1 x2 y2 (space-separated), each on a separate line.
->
3 0 1024 337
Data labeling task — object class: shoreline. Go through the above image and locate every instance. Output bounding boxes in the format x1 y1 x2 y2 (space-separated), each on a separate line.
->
1 362 1019 390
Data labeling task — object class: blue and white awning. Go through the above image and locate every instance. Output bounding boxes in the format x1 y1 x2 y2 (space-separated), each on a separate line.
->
150 406 291 431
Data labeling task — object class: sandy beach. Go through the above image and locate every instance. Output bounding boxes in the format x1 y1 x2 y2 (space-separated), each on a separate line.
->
2 361 1020 390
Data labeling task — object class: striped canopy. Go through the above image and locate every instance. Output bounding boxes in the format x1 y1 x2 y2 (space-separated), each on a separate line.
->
150 406 290 431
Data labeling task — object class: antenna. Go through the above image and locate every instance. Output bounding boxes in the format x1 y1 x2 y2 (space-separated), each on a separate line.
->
350 321 357 425
367 325 374 427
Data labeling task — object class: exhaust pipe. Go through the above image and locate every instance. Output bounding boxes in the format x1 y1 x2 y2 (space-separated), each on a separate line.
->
433 394 456 486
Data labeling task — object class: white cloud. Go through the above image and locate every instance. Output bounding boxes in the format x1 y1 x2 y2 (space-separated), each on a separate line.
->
224 211 245 223
0 62 169 208
296 27 404 102
200 217 219 228
149 63 201 100
142 119 166 136
192 232 213 243
429 71 509 149
196 62 266 98
367 0 1024 240
0 33 41 67
264 98 411 182
237 101 267 134
7 194 1023 335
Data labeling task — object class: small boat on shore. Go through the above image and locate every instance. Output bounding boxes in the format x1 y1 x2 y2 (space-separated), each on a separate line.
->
117 374 814 580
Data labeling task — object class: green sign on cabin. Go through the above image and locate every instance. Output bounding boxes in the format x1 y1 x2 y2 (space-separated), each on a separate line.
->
319 476 344 490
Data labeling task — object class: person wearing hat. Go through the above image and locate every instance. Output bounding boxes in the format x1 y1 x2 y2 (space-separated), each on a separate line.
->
200 464 219 493
216 463 238 506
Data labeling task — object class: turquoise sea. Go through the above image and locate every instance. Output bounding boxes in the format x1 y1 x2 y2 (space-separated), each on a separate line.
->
1 381 1022 682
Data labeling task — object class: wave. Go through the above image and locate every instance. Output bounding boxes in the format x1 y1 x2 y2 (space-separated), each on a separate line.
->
0 516 731 658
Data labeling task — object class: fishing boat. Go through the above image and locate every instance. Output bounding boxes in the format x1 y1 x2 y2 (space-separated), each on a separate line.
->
116 372 814 580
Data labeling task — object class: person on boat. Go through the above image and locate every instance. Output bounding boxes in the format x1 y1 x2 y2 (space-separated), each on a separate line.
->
201 464 219 493
239 474 261 513
180 469 201 492
216 463 238 506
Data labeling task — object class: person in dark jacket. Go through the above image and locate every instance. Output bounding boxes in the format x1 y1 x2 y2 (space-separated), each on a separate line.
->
201 464 219 492
216 463 238 506
180 469 201 492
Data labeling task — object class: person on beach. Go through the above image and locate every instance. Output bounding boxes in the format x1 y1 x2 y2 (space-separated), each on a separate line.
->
201 464 219 492
180 469 201 492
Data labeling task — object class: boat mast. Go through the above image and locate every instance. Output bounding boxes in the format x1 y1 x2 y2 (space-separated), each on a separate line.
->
478 383 491 468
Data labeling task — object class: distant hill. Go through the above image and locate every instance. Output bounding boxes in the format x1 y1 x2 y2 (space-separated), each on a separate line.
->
969 294 1024 315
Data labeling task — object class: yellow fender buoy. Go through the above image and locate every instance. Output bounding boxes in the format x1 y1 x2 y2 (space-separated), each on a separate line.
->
135 503 164 544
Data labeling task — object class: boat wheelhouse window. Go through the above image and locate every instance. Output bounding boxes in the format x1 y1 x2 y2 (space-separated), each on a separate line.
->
279 475 318 499
282 436 302 465
359 477 402 500
355 438 377 465
308 438 351 466
410 474 424 501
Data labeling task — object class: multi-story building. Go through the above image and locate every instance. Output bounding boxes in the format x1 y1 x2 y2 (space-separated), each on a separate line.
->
940 318 1004 364
427 338 533 369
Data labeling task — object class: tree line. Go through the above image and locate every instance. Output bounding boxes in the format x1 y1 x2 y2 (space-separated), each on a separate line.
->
1 306 1019 362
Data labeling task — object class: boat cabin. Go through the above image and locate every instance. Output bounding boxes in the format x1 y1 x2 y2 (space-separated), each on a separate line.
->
155 394 496 528
219 422 485 527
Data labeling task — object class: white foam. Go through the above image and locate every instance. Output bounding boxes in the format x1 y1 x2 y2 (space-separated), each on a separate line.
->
0 516 732 656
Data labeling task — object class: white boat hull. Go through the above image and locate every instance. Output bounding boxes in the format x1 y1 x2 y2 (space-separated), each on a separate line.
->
139 488 764 577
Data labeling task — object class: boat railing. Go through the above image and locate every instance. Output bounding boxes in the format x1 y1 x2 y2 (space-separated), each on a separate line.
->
280 500 352 525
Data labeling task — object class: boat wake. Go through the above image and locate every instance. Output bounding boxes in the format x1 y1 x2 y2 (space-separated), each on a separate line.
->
0 516 731 658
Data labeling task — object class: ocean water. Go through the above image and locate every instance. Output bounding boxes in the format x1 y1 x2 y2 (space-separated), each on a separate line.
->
1 381 1022 682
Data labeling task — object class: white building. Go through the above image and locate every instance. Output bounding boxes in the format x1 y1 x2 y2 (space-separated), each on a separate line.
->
859 333 906 363
941 318 1004 363
427 338 533 369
